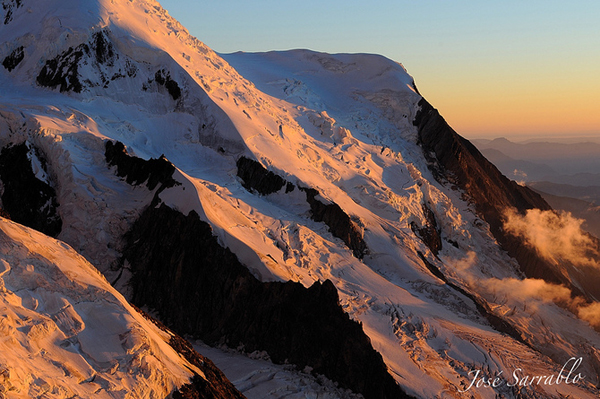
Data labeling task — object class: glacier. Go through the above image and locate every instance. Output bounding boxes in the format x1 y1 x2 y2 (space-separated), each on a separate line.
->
1 0 600 398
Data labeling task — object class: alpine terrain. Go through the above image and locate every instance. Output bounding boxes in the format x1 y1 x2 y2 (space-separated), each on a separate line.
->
1 0 600 398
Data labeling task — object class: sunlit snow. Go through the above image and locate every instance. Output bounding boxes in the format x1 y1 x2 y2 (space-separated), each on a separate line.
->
0 0 599 397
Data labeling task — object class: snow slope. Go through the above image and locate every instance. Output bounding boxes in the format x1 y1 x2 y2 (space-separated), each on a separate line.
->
1 0 600 398
193 342 363 399
0 216 197 398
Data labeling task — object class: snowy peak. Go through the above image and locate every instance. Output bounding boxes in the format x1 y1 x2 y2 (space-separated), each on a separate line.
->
2 0 600 397
223 49 420 144
0 216 192 397
0 215 245 398
1 0 185 97
1 0 179 39
1 0 216 96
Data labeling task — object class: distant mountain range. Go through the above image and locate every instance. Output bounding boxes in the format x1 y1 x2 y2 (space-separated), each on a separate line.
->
473 137 600 240
473 137 600 183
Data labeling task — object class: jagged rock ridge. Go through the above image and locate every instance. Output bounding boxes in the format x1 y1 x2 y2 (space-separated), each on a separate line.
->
0 142 62 237
413 98 596 298
133 306 246 399
105 140 179 191
36 30 130 93
105 144 404 397
122 202 409 399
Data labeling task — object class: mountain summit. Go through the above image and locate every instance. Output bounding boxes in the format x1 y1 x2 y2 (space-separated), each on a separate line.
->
1 0 600 398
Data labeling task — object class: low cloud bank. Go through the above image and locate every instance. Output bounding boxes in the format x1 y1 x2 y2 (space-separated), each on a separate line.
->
448 250 600 329
482 277 600 328
503 208 600 269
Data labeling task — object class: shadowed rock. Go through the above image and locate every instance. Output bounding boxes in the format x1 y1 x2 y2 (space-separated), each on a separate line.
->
301 187 368 259
2 0 22 25
2 46 24 71
132 306 246 399
411 203 442 255
105 140 178 191
37 45 87 92
236 156 287 195
0 142 61 237
36 30 131 93
153 69 181 101
0 208 11 219
122 203 410 399
413 98 586 294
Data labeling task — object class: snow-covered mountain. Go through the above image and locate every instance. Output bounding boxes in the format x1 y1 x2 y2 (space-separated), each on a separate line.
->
1 0 600 398
0 216 244 398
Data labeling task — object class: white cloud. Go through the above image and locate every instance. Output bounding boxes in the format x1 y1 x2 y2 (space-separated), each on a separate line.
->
482 277 600 329
503 208 600 269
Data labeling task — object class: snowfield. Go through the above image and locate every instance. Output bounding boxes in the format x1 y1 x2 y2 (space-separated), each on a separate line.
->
1 0 599 397
0 217 197 398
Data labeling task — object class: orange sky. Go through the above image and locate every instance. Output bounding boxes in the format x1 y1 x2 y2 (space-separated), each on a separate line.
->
416 58 600 140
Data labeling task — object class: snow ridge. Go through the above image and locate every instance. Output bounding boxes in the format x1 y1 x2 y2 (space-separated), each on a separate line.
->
0 217 196 398
0 0 599 398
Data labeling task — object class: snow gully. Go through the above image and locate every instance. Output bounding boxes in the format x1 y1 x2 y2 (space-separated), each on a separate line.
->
459 357 586 392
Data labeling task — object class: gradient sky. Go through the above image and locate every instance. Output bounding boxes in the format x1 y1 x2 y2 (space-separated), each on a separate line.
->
158 1 600 140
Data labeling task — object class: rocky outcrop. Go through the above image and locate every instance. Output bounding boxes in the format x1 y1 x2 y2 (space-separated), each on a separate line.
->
105 140 178 191
122 203 410 399
92 30 116 66
2 0 22 25
413 98 584 292
37 44 87 92
411 203 442 255
236 156 289 195
151 69 181 101
2 45 24 71
301 187 368 259
236 156 367 259
133 306 246 399
37 30 136 93
0 142 61 237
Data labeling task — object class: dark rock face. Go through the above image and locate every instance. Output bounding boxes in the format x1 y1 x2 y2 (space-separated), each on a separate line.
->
143 69 182 101
236 156 287 195
37 45 87 92
236 156 367 259
132 306 246 399
92 31 115 66
413 98 581 291
122 203 410 399
154 69 181 101
2 46 24 71
174 375 243 399
0 208 10 219
0 142 62 237
2 0 22 25
411 203 442 255
105 140 178 191
301 187 368 259
36 30 139 93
